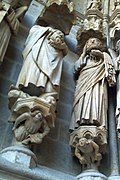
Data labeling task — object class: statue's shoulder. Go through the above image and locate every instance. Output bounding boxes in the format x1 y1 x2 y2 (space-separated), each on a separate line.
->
29 25 50 35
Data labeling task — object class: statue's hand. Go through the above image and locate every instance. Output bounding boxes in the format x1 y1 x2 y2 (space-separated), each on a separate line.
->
91 50 103 58
95 153 102 161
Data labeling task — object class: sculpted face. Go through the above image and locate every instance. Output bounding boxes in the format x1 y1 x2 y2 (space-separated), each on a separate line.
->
31 110 43 122
79 138 88 147
85 38 103 52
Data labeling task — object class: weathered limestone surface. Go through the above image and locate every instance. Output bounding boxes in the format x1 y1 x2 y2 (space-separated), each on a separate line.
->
0 0 120 179
0 21 80 177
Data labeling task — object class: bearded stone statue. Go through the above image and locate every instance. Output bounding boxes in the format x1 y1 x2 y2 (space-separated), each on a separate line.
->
70 38 116 131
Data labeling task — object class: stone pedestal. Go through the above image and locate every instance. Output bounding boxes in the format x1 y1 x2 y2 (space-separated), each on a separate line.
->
77 170 107 180
0 145 37 168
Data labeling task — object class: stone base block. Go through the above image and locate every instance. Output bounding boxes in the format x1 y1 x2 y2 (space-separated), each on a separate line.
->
0 145 37 168
77 169 107 180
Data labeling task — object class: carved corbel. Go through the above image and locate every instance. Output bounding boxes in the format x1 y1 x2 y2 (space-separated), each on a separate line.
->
70 126 107 168
8 86 56 145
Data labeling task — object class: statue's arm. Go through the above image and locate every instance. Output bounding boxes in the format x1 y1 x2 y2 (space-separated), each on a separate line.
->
74 54 87 80
91 141 99 154
75 145 82 159
42 121 50 137
13 112 30 130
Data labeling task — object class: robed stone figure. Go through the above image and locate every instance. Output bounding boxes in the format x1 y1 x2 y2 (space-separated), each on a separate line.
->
70 38 116 131
16 25 68 97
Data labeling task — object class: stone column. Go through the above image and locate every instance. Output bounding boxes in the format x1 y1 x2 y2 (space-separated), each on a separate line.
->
108 87 120 180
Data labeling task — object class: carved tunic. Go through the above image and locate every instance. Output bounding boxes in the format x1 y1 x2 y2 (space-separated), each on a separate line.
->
70 52 115 131
16 25 67 96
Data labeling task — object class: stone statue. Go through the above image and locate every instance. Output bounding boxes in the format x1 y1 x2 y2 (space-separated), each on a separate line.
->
70 37 115 168
8 25 68 145
70 38 116 132
8 86 55 145
74 138 102 167
16 25 68 98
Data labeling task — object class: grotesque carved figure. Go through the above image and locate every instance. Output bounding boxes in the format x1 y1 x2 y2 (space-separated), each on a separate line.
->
8 86 55 145
13 109 50 145
75 138 102 167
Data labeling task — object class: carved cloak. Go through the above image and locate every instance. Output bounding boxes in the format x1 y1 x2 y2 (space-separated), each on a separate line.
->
70 52 115 131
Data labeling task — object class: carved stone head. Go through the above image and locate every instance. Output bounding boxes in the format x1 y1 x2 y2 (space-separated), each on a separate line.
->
50 30 64 41
79 138 89 147
31 110 43 122
85 38 103 52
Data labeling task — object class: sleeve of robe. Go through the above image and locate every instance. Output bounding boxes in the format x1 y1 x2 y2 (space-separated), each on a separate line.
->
103 52 116 86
